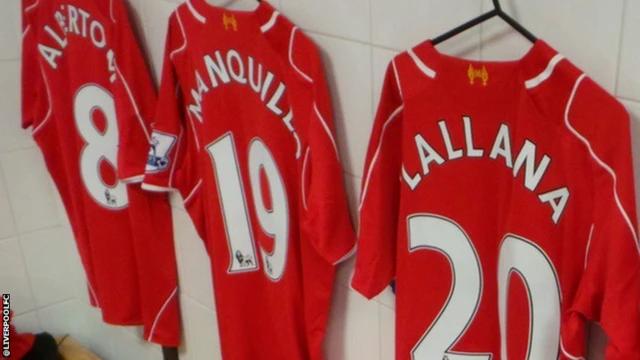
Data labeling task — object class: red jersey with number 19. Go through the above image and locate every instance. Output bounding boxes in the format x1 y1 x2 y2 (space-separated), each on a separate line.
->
141 1 355 359
22 0 180 346
352 40 640 360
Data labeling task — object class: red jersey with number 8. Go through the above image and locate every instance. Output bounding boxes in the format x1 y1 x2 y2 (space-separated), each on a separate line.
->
141 1 355 359
22 0 180 346
352 40 640 360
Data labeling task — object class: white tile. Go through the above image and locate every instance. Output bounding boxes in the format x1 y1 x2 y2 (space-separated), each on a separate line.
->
622 100 640 223
37 299 85 337
185 297 222 360
0 193 17 240
379 304 395 360
75 306 115 359
371 0 482 57
336 256 355 288
308 34 373 177
0 0 21 60
0 149 59 233
149 348 165 360
20 227 77 308
142 0 181 82
110 327 157 359
169 192 185 211
587 323 607 360
617 0 640 101
123 324 145 338
323 285 380 360
0 60 37 153
479 0 624 92
279 0 370 42
0 238 36 314
173 209 215 309
177 294 196 360
12 311 41 334
372 47 400 114
375 286 396 310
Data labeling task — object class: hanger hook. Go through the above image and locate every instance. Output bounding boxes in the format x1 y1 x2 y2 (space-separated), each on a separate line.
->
492 0 502 11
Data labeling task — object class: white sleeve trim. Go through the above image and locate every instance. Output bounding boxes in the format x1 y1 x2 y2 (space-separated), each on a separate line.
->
183 179 203 205
408 48 436 79
564 74 639 252
147 287 178 343
141 183 178 193
525 54 565 89
260 11 279 33
109 0 116 23
22 25 31 39
25 0 39 12
300 148 311 210
391 59 403 99
583 224 594 269
87 280 100 307
358 105 404 212
560 339 585 360
121 175 145 184
312 103 339 158
186 0 205 23
168 126 184 188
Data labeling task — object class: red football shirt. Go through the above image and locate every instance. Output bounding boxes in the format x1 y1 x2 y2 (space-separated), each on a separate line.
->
141 1 355 359
22 0 180 346
352 40 640 359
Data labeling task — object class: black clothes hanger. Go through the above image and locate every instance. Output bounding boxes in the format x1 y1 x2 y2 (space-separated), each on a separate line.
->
432 0 537 45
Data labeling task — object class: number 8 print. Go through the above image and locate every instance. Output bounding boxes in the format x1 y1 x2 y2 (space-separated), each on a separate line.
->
73 84 128 210
408 215 561 360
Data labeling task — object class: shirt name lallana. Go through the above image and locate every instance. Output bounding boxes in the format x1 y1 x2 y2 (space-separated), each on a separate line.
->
36 4 116 81
188 49 303 158
405 115 569 224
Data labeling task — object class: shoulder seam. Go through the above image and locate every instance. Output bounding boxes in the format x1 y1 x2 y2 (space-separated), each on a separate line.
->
563 74 640 253
359 105 404 212
170 10 188 60
288 27 312 83
32 63 53 136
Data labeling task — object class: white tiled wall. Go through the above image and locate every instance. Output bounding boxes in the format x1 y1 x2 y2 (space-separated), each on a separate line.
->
1 0 639 359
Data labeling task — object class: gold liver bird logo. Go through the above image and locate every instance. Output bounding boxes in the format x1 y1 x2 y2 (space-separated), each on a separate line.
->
223 13 238 31
468 64 489 87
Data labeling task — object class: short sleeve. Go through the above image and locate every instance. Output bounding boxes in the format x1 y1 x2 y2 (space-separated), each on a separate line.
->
142 15 189 193
111 0 157 183
294 32 356 266
563 77 640 359
351 60 404 299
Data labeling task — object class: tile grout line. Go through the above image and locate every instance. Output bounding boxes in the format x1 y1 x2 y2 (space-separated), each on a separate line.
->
613 0 629 97
34 296 77 313
306 29 403 53
617 95 640 105
0 144 39 156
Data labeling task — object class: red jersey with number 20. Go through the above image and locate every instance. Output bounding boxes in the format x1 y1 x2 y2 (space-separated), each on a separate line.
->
352 40 640 360
142 2 355 359
22 0 180 346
